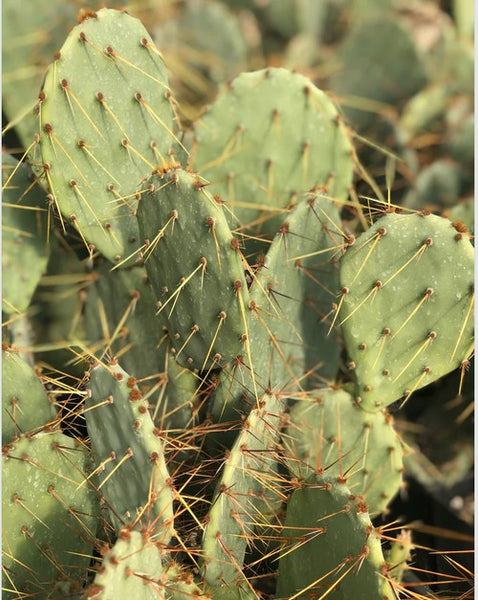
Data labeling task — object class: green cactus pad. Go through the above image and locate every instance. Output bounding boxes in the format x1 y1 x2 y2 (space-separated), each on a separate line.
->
202 393 284 586
190 68 354 254
2 348 57 445
2 432 99 600
85 360 174 540
338 212 474 411
384 530 413 586
38 8 179 264
285 388 404 513
137 168 250 371
2 154 50 314
210 192 343 438
85 529 163 600
276 476 396 599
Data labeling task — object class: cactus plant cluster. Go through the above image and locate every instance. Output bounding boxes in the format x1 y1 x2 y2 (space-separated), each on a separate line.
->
2 2 474 600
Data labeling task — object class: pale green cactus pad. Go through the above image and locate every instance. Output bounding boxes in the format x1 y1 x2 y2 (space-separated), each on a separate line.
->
2 433 99 600
190 68 354 255
338 212 474 411
2 348 57 445
38 8 180 264
284 388 404 513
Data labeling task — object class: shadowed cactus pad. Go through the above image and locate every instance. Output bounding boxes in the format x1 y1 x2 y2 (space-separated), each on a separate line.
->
137 168 250 371
85 360 174 539
2 154 50 314
276 476 397 599
38 8 179 264
338 212 474 411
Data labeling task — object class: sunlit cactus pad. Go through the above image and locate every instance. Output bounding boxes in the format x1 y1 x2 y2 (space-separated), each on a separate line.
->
190 68 354 246
338 212 474 411
276 476 396 599
38 8 178 264
2 433 98 599
285 388 404 513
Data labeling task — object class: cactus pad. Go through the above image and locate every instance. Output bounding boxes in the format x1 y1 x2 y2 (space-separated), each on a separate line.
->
137 168 250 371
202 393 284 586
2 433 99 599
276 475 396 599
86 529 163 599
2 348 56 444
38 8 179 264
85 360 174 540
285 388 404 513
2 154 50 314
338 212 474 411
191 68 354 254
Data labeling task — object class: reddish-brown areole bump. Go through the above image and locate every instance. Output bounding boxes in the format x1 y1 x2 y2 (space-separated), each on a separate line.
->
234 280 242 292
138 405 147 414
96 92 104 102
150 451 159 461
230 238 240 251
106 46 114 56
359 343 366 351
129 389 142 402
79 31 87 43
134 92 142 102
77 9 97 23
53 51 61 61
452 220 468 233
428 331 437 340
127 377 136 388
383 327 391 336
382 369 390 376
424 237 433 247
279 222 289 235
60 79 68 89
140 37 148 47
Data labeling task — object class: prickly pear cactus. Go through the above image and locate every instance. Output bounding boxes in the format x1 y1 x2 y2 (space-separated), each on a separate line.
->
85 359 174 540
276 475 397 599
85 528 163 599
38 8 180 264
337 212 474 411
137 168 250 371
2 153 50 314
285 387 404 513
2 433 99 600
2 348 56 444
190 68 354 254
